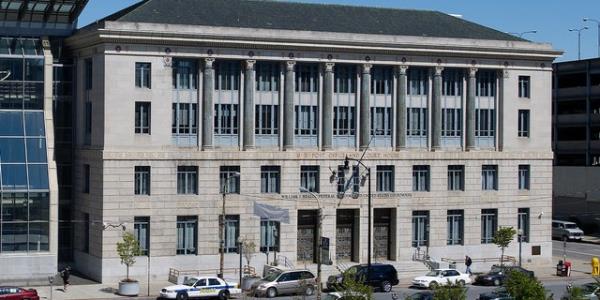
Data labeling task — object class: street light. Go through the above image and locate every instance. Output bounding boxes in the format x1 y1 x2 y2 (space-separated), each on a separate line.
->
299 187 323 300
569 26 589 60
517 229 523 267
219 172 240 279
584 18 600 57
508 30 538 38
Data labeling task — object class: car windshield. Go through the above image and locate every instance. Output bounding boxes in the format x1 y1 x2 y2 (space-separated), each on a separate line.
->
264 271 282 282
565 224 578 229
183 278 198 286
425 270 440 277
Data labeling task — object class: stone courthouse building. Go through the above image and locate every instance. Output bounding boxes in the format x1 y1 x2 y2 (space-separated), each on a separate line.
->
62 0 560 283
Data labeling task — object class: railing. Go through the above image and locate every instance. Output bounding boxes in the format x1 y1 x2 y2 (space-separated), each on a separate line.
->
275 255 295 269
440 255 517 267
168 267 242 284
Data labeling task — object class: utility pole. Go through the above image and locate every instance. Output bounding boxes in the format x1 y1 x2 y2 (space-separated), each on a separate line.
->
300 187 323 300
219 172 240 278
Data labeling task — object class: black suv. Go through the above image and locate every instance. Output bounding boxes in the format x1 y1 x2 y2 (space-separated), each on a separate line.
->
327 264 399 292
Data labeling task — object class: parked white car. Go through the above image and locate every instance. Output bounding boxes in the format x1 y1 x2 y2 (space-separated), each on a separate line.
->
552 220 584 241
159 276 241 300
412 269 472 289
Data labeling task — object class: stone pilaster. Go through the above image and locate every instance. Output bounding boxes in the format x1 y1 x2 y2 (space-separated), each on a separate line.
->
431 66 443 150
396 66 408 151
360 63 372 150
243 60 256 150
283 61 296 150
202 58 215 150
321 62 335 151
466 67 477 150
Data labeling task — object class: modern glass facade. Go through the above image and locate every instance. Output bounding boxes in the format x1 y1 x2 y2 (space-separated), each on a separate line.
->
0 37 50 253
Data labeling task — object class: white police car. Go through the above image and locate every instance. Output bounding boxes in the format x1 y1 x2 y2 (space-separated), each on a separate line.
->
160 276 241 300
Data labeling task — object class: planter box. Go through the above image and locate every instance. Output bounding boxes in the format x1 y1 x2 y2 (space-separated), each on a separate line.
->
118 281 139 296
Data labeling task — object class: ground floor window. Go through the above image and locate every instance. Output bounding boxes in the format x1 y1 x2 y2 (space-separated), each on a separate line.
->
176 216 197 255
260 220 280 252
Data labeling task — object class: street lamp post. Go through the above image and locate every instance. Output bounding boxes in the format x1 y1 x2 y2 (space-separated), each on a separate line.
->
517 229 523 267
300 187 323 300
219 172 240 279
569 26 589 60
584 18 600 57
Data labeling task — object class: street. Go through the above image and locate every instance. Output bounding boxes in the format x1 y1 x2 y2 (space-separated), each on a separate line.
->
553 240 600 262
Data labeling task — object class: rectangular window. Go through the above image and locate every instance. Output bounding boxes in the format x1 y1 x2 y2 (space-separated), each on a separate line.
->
370 107 392 136
335 165 360 194
135 102 151 134
83 213 89 253
215 61 240 91
176 216 197 255
407 68 428 95
255 104 279 135
172 59 198 89
294 105 318 135
447 210 464 245
134 217 150 256
447 165 464 191
261 166 280 193
177 166 198 195
333 106 356 136
220 166 240 194
83 164 90 194
519 76 530 98
518 110 530 137
334 65 356 94
518 208 530 243
134 166 150 195
442 69 463 96
296 64 318 93
85 102 92 141
172 103 198 135
412 165 430 192
475 109 496 137
370 66 392 95
260 220 280 252
84 58 92 90
518 165 530 190
300 166 319 193
441 108 462 137
481 209 498 244
214 104 239 135
481 165 498 191
135 62 151 89
223 215 239 253
407 107 428 137
256 62 279 92
376 165 394 192
412 211 429 247
476 70 496 97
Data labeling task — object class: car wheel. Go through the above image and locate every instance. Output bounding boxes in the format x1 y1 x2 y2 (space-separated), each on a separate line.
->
176 292 189 300
563 235 569 242
218 290 230 300
267 287 277 298
429 282 438 289
304 285 315 296
493 279 501 286
381 281 392 293
457 280 466 287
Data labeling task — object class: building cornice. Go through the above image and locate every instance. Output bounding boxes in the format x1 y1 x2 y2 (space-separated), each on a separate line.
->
66 21 562 62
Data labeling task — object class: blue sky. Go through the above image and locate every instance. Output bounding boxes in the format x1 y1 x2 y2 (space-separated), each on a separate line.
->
78 0 600 62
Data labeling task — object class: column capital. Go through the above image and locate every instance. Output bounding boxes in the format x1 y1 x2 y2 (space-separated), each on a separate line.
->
468 67 478 78
324 62 335 72
245 60 256 70
285 60 296 71
204 57 215 69
396 65 408 75
362 63 372 74
434 66 444 76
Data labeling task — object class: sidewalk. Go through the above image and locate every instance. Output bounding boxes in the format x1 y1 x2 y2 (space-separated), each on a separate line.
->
29 281 169 300
527 256 594 282
582 234 600 245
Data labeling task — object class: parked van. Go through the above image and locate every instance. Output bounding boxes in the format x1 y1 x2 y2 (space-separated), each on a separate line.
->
552 220 584 241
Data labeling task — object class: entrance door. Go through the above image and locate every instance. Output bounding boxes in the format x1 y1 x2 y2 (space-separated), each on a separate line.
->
374 208 391 260
336 209 356 261
297 210 317 262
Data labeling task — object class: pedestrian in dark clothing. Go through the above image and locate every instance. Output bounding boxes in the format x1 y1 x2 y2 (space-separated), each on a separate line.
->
465 255 473 275
60 266 71 292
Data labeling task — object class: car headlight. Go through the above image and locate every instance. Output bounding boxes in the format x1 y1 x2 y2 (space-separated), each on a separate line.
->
259 284 267 289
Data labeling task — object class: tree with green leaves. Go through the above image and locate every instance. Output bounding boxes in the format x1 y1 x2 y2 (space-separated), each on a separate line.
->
116 232 142 282
504 270 553 300
492 226 516 266
432 282 467 300
334 267 373 300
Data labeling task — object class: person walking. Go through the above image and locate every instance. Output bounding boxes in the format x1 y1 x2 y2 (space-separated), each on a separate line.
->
465 255 473 275
60 266 71 292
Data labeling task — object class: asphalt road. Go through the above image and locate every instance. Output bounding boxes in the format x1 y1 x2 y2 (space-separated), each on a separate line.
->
552 240 600 262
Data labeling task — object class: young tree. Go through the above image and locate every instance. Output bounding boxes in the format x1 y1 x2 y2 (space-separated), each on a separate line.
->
334 267 373 300
504 270 553 300
492 226 516 266
432 282 467 300
242 239 256 266
116 232 142 282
